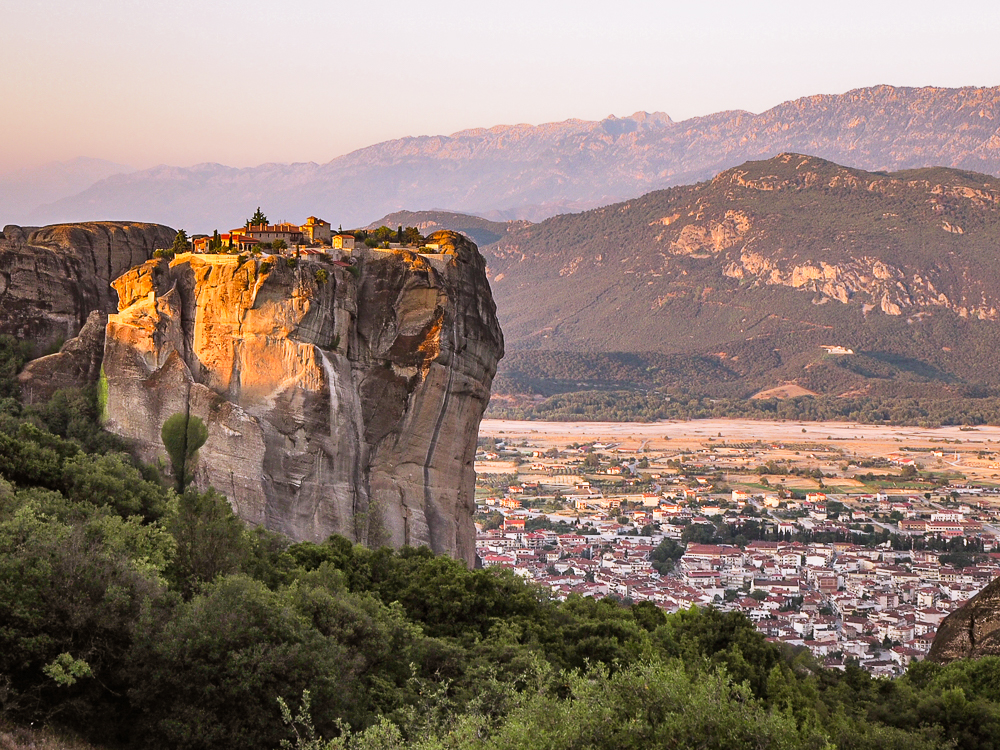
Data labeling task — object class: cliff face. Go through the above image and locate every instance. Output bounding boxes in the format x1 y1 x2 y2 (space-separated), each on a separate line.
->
927 576 1000 663
101 231 503 563
0 221 174 352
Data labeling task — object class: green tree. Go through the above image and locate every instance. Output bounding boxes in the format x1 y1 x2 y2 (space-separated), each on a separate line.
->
372 226 393 243
248 207 268 227
172 230 189 254
160 412 208 492
650 537 684 573
653 606 782 702
0 334 33 397
128 575 348 750
164 488 248 597
480 511 503 530
466 661 808 750
681 523 716 544
403 226 424 246
61 451 169 521
0 496 166 732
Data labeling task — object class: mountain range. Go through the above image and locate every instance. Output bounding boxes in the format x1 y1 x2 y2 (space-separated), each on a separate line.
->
11 85 1000 231
392 155 1000 402
0 157 133 223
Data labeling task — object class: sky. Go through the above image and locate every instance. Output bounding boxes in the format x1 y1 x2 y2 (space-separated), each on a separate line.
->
2 0 999 172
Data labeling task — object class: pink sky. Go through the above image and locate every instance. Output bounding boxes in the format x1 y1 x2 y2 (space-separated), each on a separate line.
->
2 0 998 172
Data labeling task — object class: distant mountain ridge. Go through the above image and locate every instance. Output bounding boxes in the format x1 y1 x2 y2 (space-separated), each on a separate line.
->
19 85 1000 231
0 157 133 225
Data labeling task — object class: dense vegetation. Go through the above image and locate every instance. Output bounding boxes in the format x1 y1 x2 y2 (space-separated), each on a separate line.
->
364 210 517 248
2 337 1000 749
487 387 1000 426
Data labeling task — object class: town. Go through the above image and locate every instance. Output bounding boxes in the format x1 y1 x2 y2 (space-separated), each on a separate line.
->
474 419 1000 676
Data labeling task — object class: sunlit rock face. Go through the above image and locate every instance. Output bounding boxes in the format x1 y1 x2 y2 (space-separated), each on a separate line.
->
101 231 503 564
0 222 174 351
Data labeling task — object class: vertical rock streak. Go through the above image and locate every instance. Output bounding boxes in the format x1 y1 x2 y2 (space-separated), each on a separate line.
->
422 316 458 549
317 347 369 538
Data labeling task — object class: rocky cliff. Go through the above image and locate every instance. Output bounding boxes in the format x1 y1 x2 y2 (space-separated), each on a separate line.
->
101 231 502 564
0 221 174 352
927 576 1000 663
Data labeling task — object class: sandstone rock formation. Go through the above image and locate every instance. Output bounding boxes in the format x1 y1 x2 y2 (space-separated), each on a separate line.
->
927 576 1000 663
18 310 107 405
101 231 503 564
0 221 174 352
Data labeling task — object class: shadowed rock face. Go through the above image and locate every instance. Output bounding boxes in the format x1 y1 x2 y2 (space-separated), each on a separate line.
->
18 310 107 405
927 576 1000 663
0 221 175 352
101 231 503 564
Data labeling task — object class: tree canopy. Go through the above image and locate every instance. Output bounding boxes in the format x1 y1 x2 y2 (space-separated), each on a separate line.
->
171 229 189 254
160 412 208 492
248 207 268 227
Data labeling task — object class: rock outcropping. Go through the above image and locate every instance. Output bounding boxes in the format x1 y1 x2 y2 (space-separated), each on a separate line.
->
927 576 1000 663
101 231 503 564
18 310 108 405
0 221 174 352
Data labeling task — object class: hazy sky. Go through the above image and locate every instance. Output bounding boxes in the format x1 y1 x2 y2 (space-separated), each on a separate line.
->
2 0 998 172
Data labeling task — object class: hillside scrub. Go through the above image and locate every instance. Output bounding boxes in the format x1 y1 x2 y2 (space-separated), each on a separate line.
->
487 387 1000 426
1 352 1000 749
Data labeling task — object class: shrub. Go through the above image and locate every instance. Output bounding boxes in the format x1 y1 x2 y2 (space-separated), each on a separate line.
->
160 413 208 493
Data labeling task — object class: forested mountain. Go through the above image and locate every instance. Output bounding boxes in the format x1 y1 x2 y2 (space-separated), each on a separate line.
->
461 154 1000 406
19 85 1000 231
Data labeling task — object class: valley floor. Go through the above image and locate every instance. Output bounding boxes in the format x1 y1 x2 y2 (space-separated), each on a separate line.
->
481 418 1000 454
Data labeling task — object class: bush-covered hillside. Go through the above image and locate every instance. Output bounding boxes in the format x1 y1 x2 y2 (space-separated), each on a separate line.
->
2 336 1000 749
467 155 1000 413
